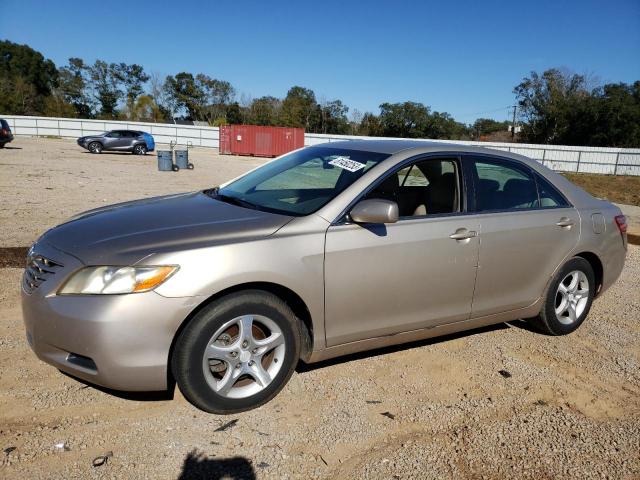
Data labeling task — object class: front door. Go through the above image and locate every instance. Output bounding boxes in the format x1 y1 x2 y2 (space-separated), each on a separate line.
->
104 131 129 149
324 157 480 347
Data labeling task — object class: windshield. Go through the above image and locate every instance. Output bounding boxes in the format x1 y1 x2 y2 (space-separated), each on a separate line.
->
216 146 390 216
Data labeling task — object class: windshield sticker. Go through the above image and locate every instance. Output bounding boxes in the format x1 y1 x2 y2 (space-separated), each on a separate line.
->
328 156 366 172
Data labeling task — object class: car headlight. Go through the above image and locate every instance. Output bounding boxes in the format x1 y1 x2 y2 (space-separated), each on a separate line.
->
58 266 178 295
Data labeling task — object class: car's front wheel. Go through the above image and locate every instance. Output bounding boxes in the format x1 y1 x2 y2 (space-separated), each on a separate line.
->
529 257 595 335
88 142 102 154
133 144 147 155
171 290 301 414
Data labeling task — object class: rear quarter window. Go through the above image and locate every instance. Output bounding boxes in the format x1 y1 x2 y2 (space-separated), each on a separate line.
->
536 174 570 207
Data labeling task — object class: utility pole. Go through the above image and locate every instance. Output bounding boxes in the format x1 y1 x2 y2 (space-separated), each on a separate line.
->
511 105 517 140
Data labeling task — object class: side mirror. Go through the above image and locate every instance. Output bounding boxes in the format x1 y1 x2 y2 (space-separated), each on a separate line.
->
350 199 399 224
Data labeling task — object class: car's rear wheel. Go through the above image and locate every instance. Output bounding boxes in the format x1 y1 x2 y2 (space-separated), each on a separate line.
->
133 144 147 155
171 290 301 414
529 257 595 335
88 142 102 154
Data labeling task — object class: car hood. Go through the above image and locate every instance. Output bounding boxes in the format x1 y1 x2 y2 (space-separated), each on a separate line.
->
41 191 293 265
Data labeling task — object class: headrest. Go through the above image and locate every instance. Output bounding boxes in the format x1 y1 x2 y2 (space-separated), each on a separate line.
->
478 178 499 193
503 178 535 195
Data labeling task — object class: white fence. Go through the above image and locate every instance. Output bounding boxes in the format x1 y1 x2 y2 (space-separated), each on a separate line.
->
3 115 640 176
1 115 219 148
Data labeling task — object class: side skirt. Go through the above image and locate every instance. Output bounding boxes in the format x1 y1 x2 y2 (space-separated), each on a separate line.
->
306 299 543 363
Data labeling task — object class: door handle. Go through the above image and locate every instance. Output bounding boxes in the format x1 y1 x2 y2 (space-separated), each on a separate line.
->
556 217 575 228
449 229 477 240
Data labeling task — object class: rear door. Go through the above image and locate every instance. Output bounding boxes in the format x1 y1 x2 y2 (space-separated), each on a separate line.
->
466 155 580 318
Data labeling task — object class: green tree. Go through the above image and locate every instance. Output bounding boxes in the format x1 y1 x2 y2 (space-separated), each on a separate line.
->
43 90 77 117
471 118 510 139
113 63 149 118
164 72 206 120
0 76 38 115
280 86 317 129
590 81 640 147
514 68 593 145
129 94 162 122
0 40 58 114
0 40 57 96
57 58 93 117
426 111 470 139
249 96 281 125
358 112 384 136
319 99 350 134
378 101 431 137
226 102 242 124
87 60 123 118
196 74 235 123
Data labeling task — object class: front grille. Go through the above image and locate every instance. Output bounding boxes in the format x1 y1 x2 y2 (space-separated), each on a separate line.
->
23 254 63 294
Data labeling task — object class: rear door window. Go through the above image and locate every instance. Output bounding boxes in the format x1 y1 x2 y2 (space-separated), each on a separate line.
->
472 158 539 211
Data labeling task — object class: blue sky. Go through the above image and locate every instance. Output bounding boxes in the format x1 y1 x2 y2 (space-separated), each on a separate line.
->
1 0 639 123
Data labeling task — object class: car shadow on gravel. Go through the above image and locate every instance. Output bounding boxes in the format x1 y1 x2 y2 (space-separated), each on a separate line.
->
296 322 512 373
59 370 175 402
82 151 142 156
178 450 255 480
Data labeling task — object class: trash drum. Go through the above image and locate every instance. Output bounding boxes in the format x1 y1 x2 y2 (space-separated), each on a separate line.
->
158 151 177 172
174 150 194 170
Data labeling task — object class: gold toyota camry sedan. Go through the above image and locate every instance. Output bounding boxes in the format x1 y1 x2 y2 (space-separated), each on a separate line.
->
22 140 627 413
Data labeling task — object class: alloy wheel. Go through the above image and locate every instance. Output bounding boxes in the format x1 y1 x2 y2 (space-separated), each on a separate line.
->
202 315 285 398
555 270 589 325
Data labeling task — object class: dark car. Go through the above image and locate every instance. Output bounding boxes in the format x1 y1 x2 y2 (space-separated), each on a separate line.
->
0 119 14 147
77 130 155 155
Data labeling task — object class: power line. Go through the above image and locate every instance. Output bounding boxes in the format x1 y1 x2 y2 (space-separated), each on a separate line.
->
457 106 513 120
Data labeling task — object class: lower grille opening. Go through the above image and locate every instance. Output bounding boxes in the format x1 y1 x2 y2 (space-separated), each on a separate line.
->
66 353 98 372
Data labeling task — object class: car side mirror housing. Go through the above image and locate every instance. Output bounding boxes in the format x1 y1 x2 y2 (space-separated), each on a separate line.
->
350 199 399 224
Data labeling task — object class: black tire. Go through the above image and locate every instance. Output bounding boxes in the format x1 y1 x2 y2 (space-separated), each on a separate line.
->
0 143 5 148
171 290 301 414
528 257 595 335
187 163 194 170
88 141 102 154
133 144 147 155
172 164 179 172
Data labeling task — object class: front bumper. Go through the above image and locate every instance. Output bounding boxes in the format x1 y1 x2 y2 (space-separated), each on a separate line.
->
21 242 203 391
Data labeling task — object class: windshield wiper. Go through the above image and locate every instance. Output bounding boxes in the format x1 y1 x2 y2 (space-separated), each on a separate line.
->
204 187 259 211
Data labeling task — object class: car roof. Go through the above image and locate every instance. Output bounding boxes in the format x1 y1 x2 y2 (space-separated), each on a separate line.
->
312 139 455 154
313 138 551 171
310 138 601 210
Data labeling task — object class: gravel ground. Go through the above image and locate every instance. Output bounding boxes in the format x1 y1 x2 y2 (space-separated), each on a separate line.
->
0 137 265 247
0 137 639 479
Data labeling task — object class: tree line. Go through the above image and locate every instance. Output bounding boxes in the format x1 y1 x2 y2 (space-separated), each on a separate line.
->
1 40 638 147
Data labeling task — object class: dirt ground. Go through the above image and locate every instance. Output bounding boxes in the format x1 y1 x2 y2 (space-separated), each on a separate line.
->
1 138 639 479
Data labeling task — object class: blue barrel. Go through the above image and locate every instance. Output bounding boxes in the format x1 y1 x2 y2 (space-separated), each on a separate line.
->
175 150 192 169
157 151 175 171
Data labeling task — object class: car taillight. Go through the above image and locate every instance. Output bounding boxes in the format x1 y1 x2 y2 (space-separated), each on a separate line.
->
614 215 627 234
1 129 7 135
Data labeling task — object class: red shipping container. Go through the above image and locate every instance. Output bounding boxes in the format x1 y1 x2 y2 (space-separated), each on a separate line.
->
219 125 305 157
